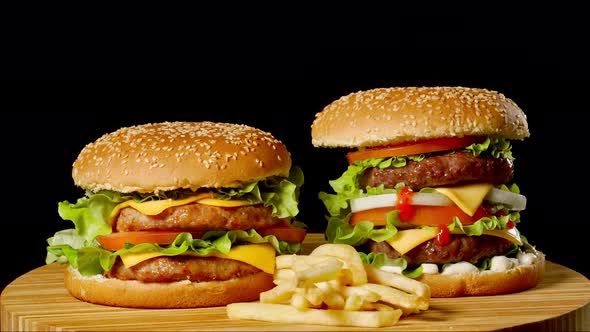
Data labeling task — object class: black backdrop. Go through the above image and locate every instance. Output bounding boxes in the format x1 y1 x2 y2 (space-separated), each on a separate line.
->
3 77 589 292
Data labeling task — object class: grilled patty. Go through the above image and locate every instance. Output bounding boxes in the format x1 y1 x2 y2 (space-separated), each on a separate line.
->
115 203 285 232
367 235 513 266
358 150 514 191
106 256 262 282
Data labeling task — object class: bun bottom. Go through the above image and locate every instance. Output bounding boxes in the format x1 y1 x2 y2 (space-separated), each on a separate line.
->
416 252 545 298
64 266 275 308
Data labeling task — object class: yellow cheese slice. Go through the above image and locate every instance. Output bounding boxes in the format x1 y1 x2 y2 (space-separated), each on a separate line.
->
385 228 438 255
457 228 523 246
435 183 493 216
484 229 523 246
120 251 163 268
119 244 276 273
110 193 213 220
214 243 276 274
384 226 523 256
197 198 254 207
110 193 254 222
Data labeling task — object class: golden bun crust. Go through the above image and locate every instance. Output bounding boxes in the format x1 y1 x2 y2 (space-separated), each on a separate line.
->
73 121 292 193
64 266 275 308
311 87 530 148
417 252 545 297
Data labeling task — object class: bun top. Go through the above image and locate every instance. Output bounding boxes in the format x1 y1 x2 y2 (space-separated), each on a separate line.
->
73 121 292 193
311 87 530 148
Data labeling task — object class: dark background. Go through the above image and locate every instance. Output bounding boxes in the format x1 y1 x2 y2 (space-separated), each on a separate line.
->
2 75 589 293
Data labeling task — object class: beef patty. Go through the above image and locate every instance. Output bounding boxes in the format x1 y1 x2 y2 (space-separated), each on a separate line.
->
367 235 513 266
358 150 514 191
115 203 285 232
106 256 262 282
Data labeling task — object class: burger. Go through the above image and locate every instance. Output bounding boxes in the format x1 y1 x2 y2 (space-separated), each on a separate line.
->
311 87 544 297
46 121 306 308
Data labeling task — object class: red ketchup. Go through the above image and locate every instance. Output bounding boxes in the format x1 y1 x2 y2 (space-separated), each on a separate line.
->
435 226 451 246
396 186 416 222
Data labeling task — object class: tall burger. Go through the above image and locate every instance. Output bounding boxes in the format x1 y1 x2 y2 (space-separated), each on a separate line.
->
46 121 306 308
311 87 544 297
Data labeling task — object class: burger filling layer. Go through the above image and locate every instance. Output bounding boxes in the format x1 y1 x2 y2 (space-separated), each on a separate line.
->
115 203 285 232
105 203 292 282
360 150 520 273
359 150 514 191
319 137 533 277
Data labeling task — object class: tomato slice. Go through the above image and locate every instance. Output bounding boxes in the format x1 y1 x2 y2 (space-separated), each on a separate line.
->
350 207 394 226
346 136 482 164
97 224 307 251
96 231 205 251
257 223 307 243
350 205 480 227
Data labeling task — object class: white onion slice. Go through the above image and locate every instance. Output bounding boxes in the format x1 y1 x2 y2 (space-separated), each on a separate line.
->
349 188 526 213
350 192 451 213
410 193 453 206
350 194 397 213
484 188 526 210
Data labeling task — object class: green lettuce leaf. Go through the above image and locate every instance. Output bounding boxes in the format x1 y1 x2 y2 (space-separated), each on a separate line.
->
359 252 423 277
47 229 302 276
359 252 406 270
402 265 424 278
447 212 519 235
216 165 304 218
465 137 514 160
57 191 128 242
325 214 397 246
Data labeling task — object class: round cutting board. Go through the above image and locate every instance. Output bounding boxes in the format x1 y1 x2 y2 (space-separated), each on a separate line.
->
2 234 590 331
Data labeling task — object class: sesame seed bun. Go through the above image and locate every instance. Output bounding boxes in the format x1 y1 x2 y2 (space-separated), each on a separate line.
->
64 265 275 308
417 252 545 297
311 87 530 148
72 121 292 193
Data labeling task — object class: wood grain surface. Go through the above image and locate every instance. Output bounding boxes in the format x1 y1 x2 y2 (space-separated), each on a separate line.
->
2 234 589 331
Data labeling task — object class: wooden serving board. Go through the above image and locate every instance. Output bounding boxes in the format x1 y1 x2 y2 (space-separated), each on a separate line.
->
2 234 590 331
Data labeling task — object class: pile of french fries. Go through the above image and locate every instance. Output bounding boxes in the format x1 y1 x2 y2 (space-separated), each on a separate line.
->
227 244 430 327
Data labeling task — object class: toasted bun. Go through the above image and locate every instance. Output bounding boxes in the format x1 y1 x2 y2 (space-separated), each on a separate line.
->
417 252 545 297
64 265 275 308
311 87 530 148
72 121 292 193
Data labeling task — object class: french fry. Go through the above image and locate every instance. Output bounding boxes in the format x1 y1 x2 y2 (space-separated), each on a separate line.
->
362 302 396 311
302 287 324 306
290 293 310 310
310 244 368 285
322 291 345 309
364 263 431 299
341 286 380 303
284 255 335 272
296 257 342 284
227 302 403 328
273 268 296 285
315 279 343 294
228 243 431 327
275 254 297 269
361 283 429 315
343 294 363 311
259 278 297 303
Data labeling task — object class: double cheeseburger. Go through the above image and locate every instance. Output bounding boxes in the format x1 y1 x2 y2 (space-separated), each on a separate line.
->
46 121 306 308
311 87 544 297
